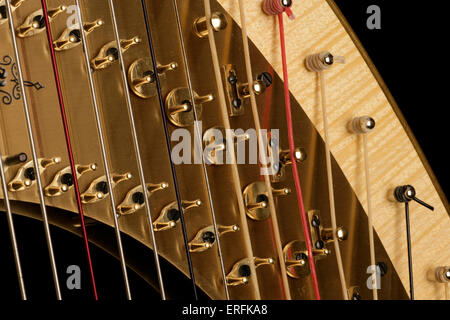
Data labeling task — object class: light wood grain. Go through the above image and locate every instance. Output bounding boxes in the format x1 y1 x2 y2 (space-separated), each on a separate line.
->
218 0 449 299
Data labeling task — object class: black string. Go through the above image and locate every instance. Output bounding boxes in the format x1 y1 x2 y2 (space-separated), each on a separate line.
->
405 202 414 300
140 0 198 300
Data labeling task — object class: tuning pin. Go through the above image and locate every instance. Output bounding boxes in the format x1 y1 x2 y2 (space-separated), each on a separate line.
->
44 163 97 197
433 266 450 283
117 182 169 216
321 226 348 244
308 210 347 255
193 12 228 38
350 116 376 134
166 87 214 127
80 172 132 204
242 181 290 221
394 185 434 211
128 58 177 99
7 157 61 192
53 19 104 51
306 51 345 72
16 6 66 38
279 147 307 165
91 37 141 71
3 152 27 166
153 199 202 232
238 72 273 98
189 224 239 253
226 257 274 287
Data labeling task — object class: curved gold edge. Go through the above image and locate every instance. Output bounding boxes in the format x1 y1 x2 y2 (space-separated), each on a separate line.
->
1 201 208 300
326 0 449 216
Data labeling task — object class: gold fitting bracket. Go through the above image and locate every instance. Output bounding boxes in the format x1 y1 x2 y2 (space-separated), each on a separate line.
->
91 37 141 71
283 240 330 279
309 209 348 250
7 157 61 192
166 87 214 127
0 0 23 26
117 182 169 216
153 199 202 232
243 181 290 221
128 58 177 99
44 163 97 197
226 257 274 287
53 19 104 51
16 6 66 38
202 127 250 165
188 224 239 253
80 172 132 204
193 12 228 38
279 147 307 166
238 80 266 98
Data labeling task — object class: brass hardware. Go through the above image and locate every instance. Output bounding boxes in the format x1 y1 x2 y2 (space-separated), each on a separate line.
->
226 257 274 287
203 126 250 165
165 87 213 127
272 147 307 182
283 240 331 278
193 12 228 38
127 58 177 99
16 6 66 38
309 210 348 250
243 181 290 221
44 163 97 197
7 157 61 192
117 182 169 216
80 172 132 204
279 147 307 165
53 19 104 51
153 199 202 232
350 116 376 134
223 65 273 116
189 224 239 252
91 37 141 71
238 80 266 98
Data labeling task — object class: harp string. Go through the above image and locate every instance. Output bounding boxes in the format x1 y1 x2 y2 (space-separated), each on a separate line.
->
74 0 132 300
4 0 61 300
40 0 98 300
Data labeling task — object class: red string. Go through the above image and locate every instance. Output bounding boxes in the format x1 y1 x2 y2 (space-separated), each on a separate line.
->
277 13 321 300
40 0 98 300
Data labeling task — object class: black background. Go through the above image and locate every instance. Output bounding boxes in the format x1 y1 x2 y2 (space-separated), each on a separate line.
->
0 1 448 301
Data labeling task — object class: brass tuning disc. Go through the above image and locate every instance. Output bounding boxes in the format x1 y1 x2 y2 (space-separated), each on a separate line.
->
153 199 202 232
53 19 104 51
117 182 169 216
193 12 228 38
16 6 66 38
127 58 178 99
242 181 290 221
91 37 141 71
45 163 97 197
189 224 239 253
226 257 274 287
7 157 61 192
80 172 132 204
165 87 213 127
